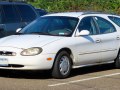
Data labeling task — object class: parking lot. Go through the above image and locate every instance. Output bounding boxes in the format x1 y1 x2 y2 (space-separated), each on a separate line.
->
0 63 119 90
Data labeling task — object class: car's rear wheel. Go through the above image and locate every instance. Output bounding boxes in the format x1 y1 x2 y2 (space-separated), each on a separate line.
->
52 51 72 79
115 51 120 68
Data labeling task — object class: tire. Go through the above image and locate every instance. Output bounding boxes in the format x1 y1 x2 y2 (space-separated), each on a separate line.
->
52 51 72 79
115 52 120 69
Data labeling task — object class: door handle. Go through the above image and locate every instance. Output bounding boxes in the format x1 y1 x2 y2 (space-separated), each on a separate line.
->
116 36 120 40
96 39 101 43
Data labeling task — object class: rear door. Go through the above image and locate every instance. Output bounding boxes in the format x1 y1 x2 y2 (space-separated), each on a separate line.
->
94 16 119 62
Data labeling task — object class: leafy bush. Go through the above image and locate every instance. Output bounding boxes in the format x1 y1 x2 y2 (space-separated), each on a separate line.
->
28 0 120 14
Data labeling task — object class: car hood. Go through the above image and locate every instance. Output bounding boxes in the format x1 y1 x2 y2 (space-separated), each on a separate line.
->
0 35 63 49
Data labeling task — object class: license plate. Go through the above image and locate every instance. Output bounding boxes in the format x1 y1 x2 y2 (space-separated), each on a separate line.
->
0 58 8 66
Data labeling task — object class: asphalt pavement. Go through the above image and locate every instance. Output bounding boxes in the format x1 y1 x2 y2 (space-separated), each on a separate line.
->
0 63 120 90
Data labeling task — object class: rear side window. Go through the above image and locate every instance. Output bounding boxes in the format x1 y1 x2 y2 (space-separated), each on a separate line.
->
108 16 120 27
2 5 21 23
16 5 37 22
94 17 116 34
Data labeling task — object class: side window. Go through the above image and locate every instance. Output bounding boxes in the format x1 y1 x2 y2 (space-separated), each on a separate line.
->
2 5 21 23
78 17 97 35
108 16 120 27
0 6 2 23
94 17 116 34
16 5 37 22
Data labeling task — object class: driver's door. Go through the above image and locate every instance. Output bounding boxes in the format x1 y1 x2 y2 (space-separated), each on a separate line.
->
73 16 102 65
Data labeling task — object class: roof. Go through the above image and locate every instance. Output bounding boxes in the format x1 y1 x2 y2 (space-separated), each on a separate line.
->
45 12 84 18
0 1 28 5
45 11 119 18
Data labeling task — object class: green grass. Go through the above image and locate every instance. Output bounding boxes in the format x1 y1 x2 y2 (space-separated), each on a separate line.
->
28 0 120 14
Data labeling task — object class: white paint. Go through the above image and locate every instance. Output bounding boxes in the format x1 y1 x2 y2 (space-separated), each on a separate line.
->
48 73 120 87
0 13 119 72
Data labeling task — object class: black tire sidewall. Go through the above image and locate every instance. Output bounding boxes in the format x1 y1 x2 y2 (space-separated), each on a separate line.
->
115 52 120 68
52 51 72 79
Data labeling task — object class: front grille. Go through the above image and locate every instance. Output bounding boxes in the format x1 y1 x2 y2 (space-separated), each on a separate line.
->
0 51 16 56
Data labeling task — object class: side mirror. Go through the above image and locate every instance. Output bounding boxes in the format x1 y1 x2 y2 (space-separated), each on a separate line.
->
16 28 22 33
76 30 90 36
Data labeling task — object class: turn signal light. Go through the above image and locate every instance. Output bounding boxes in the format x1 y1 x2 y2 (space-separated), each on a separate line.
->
47 58 52 61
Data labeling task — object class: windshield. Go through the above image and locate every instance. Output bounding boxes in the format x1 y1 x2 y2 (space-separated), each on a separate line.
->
20 16 79 36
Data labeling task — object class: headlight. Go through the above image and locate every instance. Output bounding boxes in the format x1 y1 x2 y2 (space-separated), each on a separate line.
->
21 47 42 56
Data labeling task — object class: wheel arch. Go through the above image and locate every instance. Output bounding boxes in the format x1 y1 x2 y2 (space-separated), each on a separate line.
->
116 48 120 59
114 48 120 62
52 48 74 68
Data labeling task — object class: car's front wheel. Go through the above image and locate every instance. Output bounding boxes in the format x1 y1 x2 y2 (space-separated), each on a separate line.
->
115 51 120 68
52 51 72 79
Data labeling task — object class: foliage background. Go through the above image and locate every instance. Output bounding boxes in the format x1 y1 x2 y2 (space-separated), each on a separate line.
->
27 0 120 14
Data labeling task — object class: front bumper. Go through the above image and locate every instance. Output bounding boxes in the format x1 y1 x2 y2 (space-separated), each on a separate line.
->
0 47 55 70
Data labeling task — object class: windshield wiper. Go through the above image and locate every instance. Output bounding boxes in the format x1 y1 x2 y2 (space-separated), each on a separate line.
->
15 32 49 35
15 32 24 35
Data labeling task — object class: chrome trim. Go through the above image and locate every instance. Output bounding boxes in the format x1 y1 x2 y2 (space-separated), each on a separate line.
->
79 49 117 55
72 61 114 69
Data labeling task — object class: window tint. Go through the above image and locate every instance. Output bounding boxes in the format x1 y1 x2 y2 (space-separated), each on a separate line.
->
20 16 78 36
2 5 21 23
49 18 77 32
36 9 47 16
78 17 97 35
0 6 2 23
108 16 120 27
16 5 37 22
94 17 116 34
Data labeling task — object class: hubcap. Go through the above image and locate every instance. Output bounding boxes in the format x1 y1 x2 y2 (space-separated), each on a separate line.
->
59 56 70 75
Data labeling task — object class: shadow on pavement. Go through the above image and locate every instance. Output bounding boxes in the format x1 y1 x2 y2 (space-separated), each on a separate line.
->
70 63 115 77
0 63 115 79
0 69 52 79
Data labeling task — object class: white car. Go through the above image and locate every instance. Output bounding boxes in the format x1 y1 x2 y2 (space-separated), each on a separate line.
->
0 12 120 79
